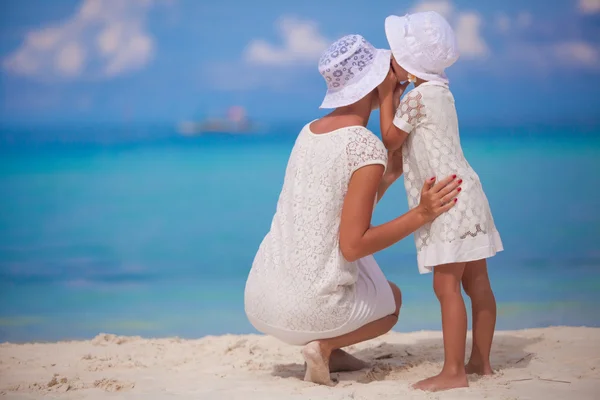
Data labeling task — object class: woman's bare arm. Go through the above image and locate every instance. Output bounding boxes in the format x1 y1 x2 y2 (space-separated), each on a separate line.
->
377 174 395 203
339 166 461 262
376 149 403 202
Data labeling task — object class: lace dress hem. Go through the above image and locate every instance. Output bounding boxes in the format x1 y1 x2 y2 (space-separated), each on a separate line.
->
417 229 503 274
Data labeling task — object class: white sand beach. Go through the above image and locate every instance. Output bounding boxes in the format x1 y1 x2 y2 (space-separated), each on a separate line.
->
1 327 599 400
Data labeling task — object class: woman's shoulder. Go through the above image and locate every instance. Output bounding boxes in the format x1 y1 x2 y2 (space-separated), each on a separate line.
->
302 120 385 153
344 127 386 157
344 126 383 145
344 126 387 167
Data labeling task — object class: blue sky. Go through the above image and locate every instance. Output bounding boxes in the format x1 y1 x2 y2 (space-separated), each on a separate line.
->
1 0 599 127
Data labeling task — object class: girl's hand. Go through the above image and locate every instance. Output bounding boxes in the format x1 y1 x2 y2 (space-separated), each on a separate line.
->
417 175 462 222
393 81 411 109
378 69 398 100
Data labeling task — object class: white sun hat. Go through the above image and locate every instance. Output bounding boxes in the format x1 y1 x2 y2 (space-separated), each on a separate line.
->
318 34 391 109
385 11 459 84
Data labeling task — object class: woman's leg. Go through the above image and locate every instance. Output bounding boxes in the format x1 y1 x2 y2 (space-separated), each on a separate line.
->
329 282 401 372
413 262 468 392
462 259 496 375
303 281 401 385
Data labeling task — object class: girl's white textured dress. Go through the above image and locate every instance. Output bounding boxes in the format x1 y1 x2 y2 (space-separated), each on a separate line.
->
244 124 395 346
394 81 503 273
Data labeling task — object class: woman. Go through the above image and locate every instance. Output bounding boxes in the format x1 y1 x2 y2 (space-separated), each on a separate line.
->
244 35 462 386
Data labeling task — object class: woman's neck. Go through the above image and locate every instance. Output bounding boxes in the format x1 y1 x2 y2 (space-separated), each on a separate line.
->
328 94 373 127
328 109 369 127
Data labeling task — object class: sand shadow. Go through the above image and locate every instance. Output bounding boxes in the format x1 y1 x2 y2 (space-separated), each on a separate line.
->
271 333 543 384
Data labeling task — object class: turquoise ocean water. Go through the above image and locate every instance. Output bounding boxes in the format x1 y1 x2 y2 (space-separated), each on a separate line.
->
1 125 599 342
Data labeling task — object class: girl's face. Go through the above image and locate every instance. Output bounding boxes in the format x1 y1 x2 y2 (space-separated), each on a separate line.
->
390 56 409 82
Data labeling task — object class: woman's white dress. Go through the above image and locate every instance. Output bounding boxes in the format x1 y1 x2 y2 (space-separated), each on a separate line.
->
244 123 395 346
394 81 503 273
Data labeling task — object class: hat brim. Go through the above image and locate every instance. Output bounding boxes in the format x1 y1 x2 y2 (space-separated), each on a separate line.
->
385 15 449 84
319 49 392 109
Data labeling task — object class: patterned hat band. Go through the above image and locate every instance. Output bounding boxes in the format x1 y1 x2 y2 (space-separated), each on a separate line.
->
324 56 378 93
318 34 391 109
320 37 379 93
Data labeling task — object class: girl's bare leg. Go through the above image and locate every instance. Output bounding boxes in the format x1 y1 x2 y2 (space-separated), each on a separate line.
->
303 282 401 385
413 263 468 392
462 259 496 375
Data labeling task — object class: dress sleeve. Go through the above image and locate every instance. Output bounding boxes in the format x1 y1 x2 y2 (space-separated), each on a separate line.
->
393 90 425 133
345 129 388 176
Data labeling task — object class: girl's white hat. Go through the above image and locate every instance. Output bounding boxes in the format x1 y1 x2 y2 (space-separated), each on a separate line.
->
385 11 459 84
319 35 391 109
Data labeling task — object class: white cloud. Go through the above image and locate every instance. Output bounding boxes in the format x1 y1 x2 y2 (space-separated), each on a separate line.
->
554 41 600 68
408 1 600 75
454 12 488 57
2 0 166 80
244 17 328 66
503 41 600 75
516 12 532 28
203 62 293 92
411 0 454 19
207 16 328 91
205 16 328 91
55 43 86 76
410 1 488 59
495 13 511 33
578 0 600 14
495 11 532 34
488 10 598 73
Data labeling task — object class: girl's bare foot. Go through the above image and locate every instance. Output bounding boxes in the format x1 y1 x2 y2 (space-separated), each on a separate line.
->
465 360 494 375
302 342 335 386
412 370 468 392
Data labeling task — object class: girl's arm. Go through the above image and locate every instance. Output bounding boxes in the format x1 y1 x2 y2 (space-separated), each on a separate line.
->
379 82 410 151
339 165 462 262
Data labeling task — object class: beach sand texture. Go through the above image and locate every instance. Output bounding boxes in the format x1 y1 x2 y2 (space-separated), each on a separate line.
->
1 327 599 399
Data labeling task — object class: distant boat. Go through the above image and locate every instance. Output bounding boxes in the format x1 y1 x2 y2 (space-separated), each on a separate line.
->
177 106 261 136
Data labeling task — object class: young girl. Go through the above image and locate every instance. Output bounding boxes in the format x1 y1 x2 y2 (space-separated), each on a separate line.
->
379 11 504 392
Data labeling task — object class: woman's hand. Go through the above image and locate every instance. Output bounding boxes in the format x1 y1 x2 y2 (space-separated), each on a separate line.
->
341 170 462 262
417 175 462 222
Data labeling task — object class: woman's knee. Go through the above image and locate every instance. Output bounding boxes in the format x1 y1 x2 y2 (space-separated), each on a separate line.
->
388 281 402 317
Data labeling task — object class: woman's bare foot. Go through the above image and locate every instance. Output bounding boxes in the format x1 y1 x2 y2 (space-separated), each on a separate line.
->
412 370 468 392
465 360 494 375
329 349 369 372
302 342 335 386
